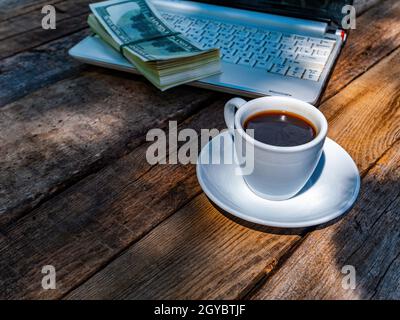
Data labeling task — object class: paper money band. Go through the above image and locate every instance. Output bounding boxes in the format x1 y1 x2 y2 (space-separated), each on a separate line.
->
119 31 181 55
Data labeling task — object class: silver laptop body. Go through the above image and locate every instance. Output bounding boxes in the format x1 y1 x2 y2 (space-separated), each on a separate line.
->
69 0 350 104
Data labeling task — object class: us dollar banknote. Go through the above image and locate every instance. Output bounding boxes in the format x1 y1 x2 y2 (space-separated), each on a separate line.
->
88 0 221 90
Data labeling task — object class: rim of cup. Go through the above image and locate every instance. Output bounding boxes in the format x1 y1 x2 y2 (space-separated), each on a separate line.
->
234 96 328 153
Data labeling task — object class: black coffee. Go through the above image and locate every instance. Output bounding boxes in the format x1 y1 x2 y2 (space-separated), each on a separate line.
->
244 110 316 147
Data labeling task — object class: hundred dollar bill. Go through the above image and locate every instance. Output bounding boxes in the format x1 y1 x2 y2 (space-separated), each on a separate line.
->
88 0 221 90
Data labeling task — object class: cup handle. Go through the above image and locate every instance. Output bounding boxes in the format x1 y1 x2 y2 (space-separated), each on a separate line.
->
224 97 247 135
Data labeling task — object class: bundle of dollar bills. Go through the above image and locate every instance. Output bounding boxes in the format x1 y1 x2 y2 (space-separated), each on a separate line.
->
88 0 221 90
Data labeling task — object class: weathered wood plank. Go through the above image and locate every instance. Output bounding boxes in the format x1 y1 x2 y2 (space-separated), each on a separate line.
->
1 0 397 225
66 142 400 299
354 0 381 14
0 0 394 296
0 1 70 21
65 47 400 299
0 29 90 107
250 48 400 299
252 142 400 300
0 71 216 226
0 0 90 41
68 193 302 300
1 0 395 108
1 0 394 107
371 224 400 300
0 0 377 22
0 98 228 299
0 13 88 59
0 0 382 59
319 49 400 172
323 0 400 100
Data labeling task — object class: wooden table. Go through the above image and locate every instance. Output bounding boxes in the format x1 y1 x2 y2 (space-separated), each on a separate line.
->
0 0 399 300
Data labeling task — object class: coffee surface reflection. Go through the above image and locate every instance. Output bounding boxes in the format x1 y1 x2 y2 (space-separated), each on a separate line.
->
244 110 316 147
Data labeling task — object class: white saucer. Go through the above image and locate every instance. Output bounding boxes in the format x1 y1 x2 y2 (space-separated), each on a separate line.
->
196 131 360 228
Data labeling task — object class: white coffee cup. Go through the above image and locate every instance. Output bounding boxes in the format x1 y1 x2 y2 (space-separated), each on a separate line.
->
224 96 328 201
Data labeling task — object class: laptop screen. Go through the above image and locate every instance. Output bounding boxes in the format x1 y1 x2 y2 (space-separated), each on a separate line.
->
192 0 353 25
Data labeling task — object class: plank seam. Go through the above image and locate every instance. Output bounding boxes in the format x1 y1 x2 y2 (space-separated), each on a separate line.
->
321 43 400 105
0 0 387 63
60 188 204 300
344 190 399 269
2 92 218 230
356 138 400 186
0 10 89 42
4 25 397 225
240 230 313 300
56 88 399 299
370 250 400 299
241 137 400 300
0 0 392 299
357 0 387 15
0 0 66 23
0 23 88 61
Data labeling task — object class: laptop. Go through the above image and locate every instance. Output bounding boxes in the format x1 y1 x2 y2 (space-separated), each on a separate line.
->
69 0 352 104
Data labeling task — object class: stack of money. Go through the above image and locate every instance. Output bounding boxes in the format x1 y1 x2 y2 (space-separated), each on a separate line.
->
88 0 221 90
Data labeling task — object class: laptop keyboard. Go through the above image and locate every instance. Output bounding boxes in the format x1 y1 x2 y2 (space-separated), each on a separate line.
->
162 13 336 82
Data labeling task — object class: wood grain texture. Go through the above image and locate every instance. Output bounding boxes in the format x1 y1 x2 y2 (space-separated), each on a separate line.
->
0 0 379 59
66 47 400 300
0 30 90 107
0 0 396 300
0 15 86 60
319 48 400 172
0 0 396 227
0 0 91 59
0 0 90 41
251 50 400 300
0 99 228 299
354 0 381 14
1 0 395 108
67 194 301 300
0 0 65 21
252 142 400 300
0 71 216 226
322 0 400 100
